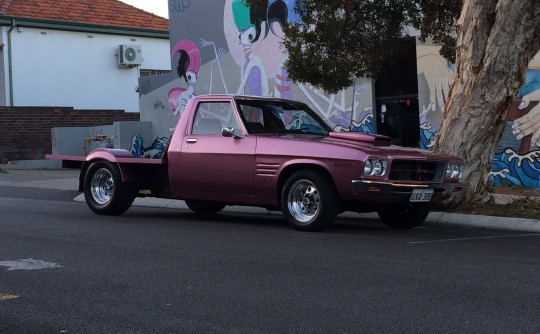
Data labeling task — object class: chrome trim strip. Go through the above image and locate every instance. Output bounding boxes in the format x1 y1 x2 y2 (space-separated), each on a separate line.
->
352 180 431 188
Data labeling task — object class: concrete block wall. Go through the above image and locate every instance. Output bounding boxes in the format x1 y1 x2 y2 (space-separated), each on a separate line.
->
0 107 139 163
52 125 115 156
51 121 153 156
114 121 153 152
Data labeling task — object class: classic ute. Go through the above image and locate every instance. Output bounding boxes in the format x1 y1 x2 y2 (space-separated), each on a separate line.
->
48 95 464 231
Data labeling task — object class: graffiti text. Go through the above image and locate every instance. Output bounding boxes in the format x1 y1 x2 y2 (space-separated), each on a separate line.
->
169 0 191 14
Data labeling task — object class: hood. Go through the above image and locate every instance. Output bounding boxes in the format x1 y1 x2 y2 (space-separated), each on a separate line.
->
258 132 462 163
324 132 461 162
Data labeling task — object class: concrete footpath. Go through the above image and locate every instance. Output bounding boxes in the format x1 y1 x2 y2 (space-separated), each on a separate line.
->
1 168 540 233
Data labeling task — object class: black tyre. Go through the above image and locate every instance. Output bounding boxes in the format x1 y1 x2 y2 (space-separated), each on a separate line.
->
83 161 137 215
185 200 226 214
377 204 430 229
281 170 338 231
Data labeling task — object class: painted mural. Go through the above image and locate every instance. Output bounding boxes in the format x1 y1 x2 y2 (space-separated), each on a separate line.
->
416 44 453 151
416 44 540 188
134 0 374 158
134 0 540 189
490 52 540 188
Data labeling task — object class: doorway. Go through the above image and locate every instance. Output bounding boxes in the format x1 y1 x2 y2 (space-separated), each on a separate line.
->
376 97 420 147
374 37 420 148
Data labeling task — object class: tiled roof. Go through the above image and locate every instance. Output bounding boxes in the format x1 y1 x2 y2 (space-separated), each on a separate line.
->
0 0 168 31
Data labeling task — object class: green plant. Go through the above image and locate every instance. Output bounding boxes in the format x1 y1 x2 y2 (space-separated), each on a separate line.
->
509 198 540 219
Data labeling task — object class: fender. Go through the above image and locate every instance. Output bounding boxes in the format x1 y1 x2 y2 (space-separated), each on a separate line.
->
85 148 136 162
79 148 165 190
256 158 336 206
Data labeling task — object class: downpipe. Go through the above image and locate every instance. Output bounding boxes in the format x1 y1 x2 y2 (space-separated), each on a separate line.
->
7 19 15 106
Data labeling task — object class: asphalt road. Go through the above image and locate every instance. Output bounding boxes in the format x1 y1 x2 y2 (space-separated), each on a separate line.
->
1 184 540 333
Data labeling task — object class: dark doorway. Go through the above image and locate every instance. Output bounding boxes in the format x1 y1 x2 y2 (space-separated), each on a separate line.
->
374 37 419 147
376 97 420 147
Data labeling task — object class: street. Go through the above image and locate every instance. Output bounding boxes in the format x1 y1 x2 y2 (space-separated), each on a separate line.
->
1 178 540 333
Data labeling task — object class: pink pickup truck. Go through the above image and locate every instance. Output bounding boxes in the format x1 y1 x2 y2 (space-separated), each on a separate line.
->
48 95 464 231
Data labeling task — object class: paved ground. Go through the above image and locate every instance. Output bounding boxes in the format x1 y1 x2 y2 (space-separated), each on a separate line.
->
2 183 540 333
1 169 539 232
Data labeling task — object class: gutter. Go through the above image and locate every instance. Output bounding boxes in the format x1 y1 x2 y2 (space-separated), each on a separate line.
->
7 19 15 106
0 16 169 39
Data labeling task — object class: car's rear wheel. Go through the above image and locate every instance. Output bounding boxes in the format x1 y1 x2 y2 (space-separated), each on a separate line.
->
281 170 338 231
84 161 137 215
377 204 430 229
185 200 226 214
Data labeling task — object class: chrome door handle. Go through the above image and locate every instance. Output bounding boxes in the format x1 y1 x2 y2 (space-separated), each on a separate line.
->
186 138 198 144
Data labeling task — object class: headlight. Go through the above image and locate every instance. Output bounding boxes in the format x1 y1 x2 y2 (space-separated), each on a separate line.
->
373 160 383 176
364 158 387 176
364 160 373 175
446 163 464 179
446 164 453 178
451 164 461 179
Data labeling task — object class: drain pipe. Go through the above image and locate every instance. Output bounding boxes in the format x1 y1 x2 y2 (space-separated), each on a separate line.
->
7 19 15 106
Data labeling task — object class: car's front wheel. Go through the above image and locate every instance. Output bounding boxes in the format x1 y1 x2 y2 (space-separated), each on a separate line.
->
281 170 338 231
83 161 138 215
377 204 430 229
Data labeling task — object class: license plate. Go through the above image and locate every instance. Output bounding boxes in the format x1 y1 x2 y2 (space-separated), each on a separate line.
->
409 189 434 202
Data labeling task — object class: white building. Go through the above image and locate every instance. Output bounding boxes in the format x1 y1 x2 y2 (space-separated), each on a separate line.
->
0 0 170 112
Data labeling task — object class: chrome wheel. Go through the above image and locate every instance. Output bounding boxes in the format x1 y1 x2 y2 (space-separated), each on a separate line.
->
84 161 137 215
287 179 320 224
90 168 114 205
281 170 338 231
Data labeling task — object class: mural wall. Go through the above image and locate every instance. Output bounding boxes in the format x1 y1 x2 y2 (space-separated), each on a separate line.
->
136 0 374 158
490 53 540 188
416 43 453 151
416 42 540 188
136 0 540 189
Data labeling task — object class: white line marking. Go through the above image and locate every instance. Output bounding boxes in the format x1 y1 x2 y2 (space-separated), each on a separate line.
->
0 258 63 270
408 233 540 244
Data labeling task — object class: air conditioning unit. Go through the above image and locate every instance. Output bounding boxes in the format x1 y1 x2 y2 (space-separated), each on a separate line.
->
118 44 143 67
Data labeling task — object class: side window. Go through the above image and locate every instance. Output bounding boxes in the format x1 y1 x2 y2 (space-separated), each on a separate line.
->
239 105 266 134
192 102 240 135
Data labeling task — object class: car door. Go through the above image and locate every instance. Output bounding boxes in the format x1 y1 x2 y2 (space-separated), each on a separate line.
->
177 101 257 201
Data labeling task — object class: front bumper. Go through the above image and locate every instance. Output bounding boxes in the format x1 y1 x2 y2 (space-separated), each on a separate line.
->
351 180 463 202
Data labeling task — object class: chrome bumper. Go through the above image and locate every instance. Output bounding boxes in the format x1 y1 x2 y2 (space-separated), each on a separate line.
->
351 180 463 197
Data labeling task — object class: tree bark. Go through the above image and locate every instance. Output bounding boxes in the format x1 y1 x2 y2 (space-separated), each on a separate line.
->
435 0 540 205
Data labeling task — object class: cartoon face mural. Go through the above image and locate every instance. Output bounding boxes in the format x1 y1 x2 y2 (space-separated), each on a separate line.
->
230 0 269 96
134 1 377 158
223 0 374 130
169 39 201 118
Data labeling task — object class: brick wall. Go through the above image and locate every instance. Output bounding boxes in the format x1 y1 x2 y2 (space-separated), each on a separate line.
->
0 107 140 163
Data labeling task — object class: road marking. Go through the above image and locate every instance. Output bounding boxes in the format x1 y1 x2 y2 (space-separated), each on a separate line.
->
0 259 63 270
0 293 18 301
408 233 540 244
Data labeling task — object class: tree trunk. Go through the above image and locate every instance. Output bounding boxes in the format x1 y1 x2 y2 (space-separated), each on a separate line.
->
435 0 540 205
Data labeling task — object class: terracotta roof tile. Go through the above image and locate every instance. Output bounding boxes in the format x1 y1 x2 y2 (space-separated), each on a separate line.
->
0 0 168 31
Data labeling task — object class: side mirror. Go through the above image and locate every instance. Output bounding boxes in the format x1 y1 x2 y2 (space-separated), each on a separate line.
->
222 127 243 139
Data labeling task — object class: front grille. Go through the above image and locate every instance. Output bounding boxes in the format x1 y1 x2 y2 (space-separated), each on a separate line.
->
389 160 439 182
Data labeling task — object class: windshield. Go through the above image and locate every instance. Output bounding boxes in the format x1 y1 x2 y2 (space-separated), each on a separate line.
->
235 98 332 135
